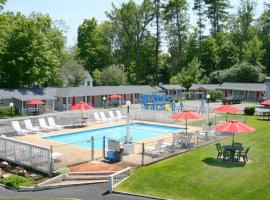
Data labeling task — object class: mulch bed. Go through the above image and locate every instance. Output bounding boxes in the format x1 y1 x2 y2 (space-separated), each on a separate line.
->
69 162 128 172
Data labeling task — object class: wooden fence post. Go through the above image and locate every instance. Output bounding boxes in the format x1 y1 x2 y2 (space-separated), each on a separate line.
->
103 136 106 158
50 145 54 174
91 136 94 161
141 142 145 166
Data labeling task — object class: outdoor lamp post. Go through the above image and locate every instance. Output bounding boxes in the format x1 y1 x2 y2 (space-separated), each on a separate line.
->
9 102 14 118
126 100 131 144
102 96 106 109
206 94 210 139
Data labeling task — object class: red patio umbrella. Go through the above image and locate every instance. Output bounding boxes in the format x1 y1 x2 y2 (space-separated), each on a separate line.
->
25 99 45 105
214 120 255 145
214 105 241 121
109 94 122 99
261 99 270 106
169 110 201 133
71 102 94 118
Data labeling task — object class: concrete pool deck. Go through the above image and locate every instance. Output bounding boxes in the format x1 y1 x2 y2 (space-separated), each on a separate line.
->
15 120 201 169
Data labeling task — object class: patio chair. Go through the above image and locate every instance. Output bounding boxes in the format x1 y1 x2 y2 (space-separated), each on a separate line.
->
115 110 127 119
108 110 120 120
99 112 114 121
12 121 30 135
145 140 167 157
237 147 250 163
215 143 223 159
233 142 243 149
24 119 41 133
93 112 102 122
47 117 64 130
38 118 54 132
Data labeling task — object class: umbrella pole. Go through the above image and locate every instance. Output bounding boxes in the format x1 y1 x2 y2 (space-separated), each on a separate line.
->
232 133 234 146
185 119 187 134
226 112 228 122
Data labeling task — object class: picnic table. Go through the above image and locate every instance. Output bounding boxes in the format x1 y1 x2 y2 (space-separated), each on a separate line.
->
260 111 270 120
223 145 243 161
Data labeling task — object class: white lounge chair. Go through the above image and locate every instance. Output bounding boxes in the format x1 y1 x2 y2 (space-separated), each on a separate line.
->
99 112 113 121
115 110 126 119
38 118 54 132
12 121 30 135
24 119 41 133
47 117 64 130
145 140 169 157
108 110 121 120
93 112 102 121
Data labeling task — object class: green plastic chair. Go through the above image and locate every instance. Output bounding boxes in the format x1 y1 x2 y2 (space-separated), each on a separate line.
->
215 143 223 159
237 147 250 163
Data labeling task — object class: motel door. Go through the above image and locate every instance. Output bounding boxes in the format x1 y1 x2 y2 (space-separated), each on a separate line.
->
72 97 76 105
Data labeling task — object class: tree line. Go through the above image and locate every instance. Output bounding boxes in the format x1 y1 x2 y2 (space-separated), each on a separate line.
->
0 0 269 89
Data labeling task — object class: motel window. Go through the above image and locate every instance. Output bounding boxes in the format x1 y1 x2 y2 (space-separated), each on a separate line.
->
87 96 91 102
87 81 90 86
63 97 66 104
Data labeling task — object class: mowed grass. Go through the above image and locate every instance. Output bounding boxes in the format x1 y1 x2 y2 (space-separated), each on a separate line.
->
117 116 270 200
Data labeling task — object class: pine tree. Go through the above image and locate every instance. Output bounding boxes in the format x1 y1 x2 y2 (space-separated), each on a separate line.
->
204 0 230 36
193 0 205 50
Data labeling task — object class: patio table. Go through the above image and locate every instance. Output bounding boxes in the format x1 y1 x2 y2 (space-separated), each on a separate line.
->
223 145 243 161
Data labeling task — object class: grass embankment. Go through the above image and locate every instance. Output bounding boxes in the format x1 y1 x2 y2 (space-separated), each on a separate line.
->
117 116 270 200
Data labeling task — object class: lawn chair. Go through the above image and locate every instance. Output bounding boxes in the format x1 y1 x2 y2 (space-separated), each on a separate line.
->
38 118 54 132
108 111 120 120
115 110 127 119
145 140 167 157
47 117 64 130
12 121 30 135
93 112 102 122
24 119 41 133
99 112 113 121
237 147 250 163
215 143 223 159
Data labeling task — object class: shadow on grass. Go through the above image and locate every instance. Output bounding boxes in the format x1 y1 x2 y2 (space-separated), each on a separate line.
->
202 157 246 168
257 118 270 121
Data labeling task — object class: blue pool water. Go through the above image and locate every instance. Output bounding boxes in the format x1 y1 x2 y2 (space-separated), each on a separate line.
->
44 123 183 150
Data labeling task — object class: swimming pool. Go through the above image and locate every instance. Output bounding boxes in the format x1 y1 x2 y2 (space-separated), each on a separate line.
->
44 123 184 150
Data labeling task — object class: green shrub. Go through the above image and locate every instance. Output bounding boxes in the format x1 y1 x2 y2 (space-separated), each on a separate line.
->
56 167 70 174
0 174 35 189
244 107 255 115
209 90 224 102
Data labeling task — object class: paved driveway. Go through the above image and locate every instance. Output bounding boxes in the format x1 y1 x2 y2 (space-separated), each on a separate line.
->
0 184 151 200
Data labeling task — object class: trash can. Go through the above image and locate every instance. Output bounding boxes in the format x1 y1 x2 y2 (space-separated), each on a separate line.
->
116 147 124 162
107 151 117 162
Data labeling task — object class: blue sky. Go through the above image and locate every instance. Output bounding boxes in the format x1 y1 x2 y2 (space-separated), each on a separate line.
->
3 0 266 46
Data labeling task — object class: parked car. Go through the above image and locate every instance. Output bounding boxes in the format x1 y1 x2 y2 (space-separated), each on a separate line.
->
222 96 243 105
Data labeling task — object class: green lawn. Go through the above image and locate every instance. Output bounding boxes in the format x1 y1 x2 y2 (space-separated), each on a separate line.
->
117 116 270 200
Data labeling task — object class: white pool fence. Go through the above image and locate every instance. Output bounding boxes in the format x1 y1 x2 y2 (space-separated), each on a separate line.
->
108 167 131 193
0 136 53 174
